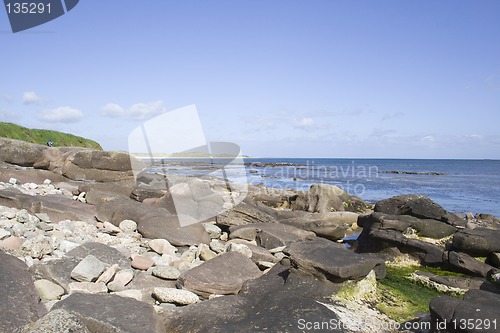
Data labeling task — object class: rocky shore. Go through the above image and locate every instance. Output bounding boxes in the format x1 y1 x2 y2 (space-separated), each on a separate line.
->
0 137 499 333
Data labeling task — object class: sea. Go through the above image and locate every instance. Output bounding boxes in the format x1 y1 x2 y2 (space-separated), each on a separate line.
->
146 158 500 217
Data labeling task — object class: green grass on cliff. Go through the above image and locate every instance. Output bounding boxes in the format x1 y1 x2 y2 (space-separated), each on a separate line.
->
0 122 102 150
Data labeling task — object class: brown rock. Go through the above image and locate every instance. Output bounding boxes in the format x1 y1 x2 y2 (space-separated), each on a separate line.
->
131 255 155 270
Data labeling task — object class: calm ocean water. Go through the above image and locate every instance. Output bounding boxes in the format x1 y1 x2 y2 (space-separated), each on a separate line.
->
148 158 500 217
243 158 500 217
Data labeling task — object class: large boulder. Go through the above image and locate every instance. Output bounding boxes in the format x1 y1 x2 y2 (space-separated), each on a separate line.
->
177 251 262 297
229 222 316 249
0 251 46 332
430 289 500 332
283 238 385 281
53 293 164 333
61 150 139 182
290 184 349 213
0 138 46 167
452 228 500 257
374 194 465 227
446 251 496 278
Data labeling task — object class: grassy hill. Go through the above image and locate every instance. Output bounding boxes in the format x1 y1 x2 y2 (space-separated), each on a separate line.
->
0 122 103 150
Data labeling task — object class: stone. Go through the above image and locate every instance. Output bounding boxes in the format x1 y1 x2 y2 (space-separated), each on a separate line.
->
131 255 155 270
203 222 222 239
35 213 51 223
0 228 11 240
197 243 217 261
148 238 177 255
66 242 130 269
453 228 500 256
228 242 253 259
124 271 176 304
96 264 119 284
59 239 79 253
43 179 52 185
108 269 134 291
430 290 500 331
71 255 106 282
229 222 316 249
68 282 108 294
177 252 262 297
14 309 90 333
447 251 495 278
53 293 164 333
0 251 46 333
228 239 277 263
290 184 349 213
374 194 464 226
152 265 181 280
119 219 137 232
216 201 277 227
112 289 143 302
489 252 500 268
209 239 227 253
284 238 385 281
0 236 23 250
22 235 54 259
9 177 19 185
34 279 65 301
16 209 30 223
30 256 82 292
102 221 121 233
153 287 200 305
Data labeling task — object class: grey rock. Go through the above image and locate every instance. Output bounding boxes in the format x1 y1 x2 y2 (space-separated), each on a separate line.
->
34 279 65 301
68 282 108 294
229 222 316 249
209 239 227 254
71 255 106 282
22 235 54 259
227 242 252 259
14 309 90 333
66 242 130 269
290 184 349 213
16 209 30 223
0 228 11 240
0 138 46 167
153 287 200 305
152 265 181 280
216 201 277 227
119 219 137 232
0 251 46 333
284 238 385 281
196 243 217 261
447 251 496 278
202 222 222 239
53 293 164 333
453 228 500 257
489 252 500 268
177 252 261 297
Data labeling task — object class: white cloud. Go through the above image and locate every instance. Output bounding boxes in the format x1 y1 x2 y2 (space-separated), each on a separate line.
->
22 91 45 105
420 135 435 143
39 107 84 123
101 100 166 120
293 117 315 129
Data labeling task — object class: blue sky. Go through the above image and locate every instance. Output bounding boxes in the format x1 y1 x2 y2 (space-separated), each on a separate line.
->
1 1 499 158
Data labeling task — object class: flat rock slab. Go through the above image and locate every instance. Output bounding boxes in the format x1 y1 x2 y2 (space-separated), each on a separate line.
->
0 188 96 223
177 252 262 297
66 242 130 269
284 238 384 281
229 222 316 249
53 293 164 333
453 228 500 257
0 251 46 333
